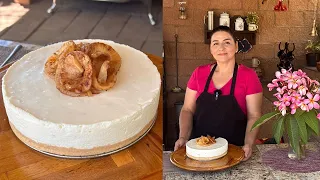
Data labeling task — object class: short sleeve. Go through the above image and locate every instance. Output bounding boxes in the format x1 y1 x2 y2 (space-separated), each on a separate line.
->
246 69 263 95
187 67 199 91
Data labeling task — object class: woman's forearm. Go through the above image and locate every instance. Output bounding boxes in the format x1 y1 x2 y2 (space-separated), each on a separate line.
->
244 116 260 146
178 109 194 140
244 92 263 147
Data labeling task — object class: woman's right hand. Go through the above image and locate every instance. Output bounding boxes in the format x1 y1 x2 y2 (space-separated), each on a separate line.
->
174 137 188 151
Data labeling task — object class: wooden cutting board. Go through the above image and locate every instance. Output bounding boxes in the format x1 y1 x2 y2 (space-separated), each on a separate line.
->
170 144 245 171
0 54 163 180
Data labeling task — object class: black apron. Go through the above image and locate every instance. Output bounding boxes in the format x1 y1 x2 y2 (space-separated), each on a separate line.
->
192 63 247 146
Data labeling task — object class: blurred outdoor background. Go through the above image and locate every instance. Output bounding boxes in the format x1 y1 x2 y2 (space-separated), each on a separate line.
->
0 0 163 56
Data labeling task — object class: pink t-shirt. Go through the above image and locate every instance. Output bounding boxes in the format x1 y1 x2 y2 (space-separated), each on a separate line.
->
187 64 263 114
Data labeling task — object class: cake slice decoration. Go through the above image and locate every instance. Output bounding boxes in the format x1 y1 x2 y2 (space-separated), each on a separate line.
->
44 41 122 97
196 135 216 146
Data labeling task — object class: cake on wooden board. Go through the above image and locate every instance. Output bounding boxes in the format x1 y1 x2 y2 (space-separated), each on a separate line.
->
186 136 228 161
2 39 161 157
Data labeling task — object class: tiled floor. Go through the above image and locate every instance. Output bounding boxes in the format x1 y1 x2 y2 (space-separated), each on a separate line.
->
0 0 163 56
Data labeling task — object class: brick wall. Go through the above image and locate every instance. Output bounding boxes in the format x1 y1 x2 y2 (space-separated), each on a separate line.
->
163 0 320 150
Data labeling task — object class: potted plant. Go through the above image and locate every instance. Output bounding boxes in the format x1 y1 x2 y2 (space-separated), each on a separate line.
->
305 39 320 67
251 69 320 160
245 12 259 31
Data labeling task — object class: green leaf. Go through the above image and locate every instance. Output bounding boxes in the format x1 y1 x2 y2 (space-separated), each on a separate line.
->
251 111 281 131
295 115 308 144
313 109 319 116
286 115 301 158
294 108 305 119
306 125 316 139
272 116 285 144
304 111 319 135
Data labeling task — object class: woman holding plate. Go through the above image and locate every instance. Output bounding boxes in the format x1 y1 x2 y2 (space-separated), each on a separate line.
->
174 26 263 161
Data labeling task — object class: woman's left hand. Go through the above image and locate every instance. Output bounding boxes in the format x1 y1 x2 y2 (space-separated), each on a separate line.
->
241 144 253 161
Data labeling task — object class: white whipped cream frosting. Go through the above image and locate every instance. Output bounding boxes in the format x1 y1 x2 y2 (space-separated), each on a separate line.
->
2 39 161 149
186 137 228 159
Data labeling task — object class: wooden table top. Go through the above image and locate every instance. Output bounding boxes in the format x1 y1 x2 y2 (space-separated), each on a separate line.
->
0 53 163 180
164 139 320 179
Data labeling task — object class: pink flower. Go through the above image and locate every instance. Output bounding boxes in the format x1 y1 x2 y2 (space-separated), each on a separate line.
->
275 71 282 79
287 89 294 96
306 77 313 85
271 69 320 115
287 71 298 79
301 77 307 86
277 86 287 95
281 94 292 106
299 102 310 112
298 85 308 96
267 82 278 91
273 101 281 107
281 68 288 75
279 105 287 116
291 92 302 104
281 75 290 81
274 93 282 100
303 93 320 110
290 103 298 114
288 78 302 89
276 87 283 94
295 69 307 77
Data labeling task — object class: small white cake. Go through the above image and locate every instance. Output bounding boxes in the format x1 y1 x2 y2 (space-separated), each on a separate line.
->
186 137 228 161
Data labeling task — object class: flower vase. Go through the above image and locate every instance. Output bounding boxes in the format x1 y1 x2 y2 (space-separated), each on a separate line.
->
251 68 320 161
288 141 306 160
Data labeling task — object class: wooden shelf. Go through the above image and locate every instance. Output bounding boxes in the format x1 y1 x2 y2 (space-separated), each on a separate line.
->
204 15 257 45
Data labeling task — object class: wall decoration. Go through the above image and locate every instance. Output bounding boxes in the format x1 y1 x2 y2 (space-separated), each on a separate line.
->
274 0 287 11
178 1 187 20
277 42 295 71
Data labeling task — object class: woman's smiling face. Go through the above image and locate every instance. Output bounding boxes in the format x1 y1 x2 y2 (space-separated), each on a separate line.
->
210 31 238 63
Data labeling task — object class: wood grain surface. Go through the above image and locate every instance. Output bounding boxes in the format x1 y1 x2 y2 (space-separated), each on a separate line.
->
170 144 244 172
0 54 163 180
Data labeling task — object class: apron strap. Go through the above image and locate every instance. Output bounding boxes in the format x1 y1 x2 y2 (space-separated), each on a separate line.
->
204 64 217 92
230 63 238 95
204 63 239 95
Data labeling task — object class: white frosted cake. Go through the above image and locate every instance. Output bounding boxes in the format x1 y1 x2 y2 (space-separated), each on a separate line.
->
186 137 228 161
2 39 161 157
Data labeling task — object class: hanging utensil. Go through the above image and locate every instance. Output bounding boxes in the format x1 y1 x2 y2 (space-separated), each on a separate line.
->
0 44 22 68
171 34 184 93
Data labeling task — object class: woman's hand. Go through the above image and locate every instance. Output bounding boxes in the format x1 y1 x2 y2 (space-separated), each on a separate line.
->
242 144 253 161
174 137 188 151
